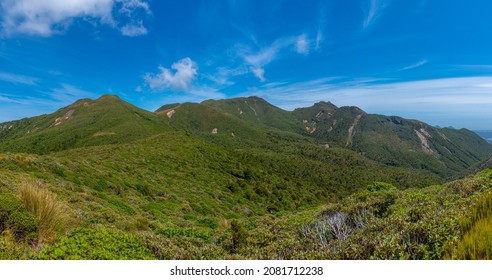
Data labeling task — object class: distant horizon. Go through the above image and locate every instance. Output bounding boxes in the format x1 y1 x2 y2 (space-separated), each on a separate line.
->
1 1 492 129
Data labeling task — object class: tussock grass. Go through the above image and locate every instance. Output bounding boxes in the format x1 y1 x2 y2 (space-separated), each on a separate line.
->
446 191 492 259
19 182 70 242
454 216 492 259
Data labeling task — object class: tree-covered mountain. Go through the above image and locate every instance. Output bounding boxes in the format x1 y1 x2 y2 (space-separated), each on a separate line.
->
157 96 492 178
293 101 492 177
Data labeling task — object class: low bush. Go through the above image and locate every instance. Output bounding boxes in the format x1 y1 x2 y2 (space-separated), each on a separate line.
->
36 228 155 260
0 192 38 241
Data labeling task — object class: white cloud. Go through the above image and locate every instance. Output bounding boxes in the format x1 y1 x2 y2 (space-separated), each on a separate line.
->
363 0 388 30
315 31 323 51
120 21 147 36
235 43 281 82
0 72 38 85
251 67 266 82
118 0 150 15
242 44 281 68
295 34 310 55
0 0 151 37
143 58 198 91
236 35 313 82
399 59 428 71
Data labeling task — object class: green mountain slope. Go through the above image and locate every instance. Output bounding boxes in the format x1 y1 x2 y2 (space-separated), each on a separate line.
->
293 102 492 177
0 95 169 154
156 102 269 148
201 96 304 133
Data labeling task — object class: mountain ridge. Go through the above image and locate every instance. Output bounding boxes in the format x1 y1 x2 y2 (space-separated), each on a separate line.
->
0 94 490 178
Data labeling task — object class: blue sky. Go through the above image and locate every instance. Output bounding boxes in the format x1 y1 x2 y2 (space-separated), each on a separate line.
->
1 0 492 129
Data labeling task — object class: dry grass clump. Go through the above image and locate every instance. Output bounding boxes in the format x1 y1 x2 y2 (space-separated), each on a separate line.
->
19 182 70 242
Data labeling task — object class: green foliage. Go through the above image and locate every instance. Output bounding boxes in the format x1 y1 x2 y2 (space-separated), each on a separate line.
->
36 228 155 260
367 182 397 192
0 192 38 241
156 227 211 241
139 233 226 260
231 220 248 253
6 211 38 241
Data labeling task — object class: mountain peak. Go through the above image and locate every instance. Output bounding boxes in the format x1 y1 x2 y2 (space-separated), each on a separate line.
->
96 94 122 102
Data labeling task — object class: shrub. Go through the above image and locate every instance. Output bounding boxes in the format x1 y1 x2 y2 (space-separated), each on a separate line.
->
0 192 38 241
367 182 396 192
140 233 226 260
36 228 155 260
6 211 38 241
231 220 248 253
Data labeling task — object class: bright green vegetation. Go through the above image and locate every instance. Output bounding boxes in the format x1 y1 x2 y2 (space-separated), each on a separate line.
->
0 95 491 259
36 228 155 260
0 192 38 242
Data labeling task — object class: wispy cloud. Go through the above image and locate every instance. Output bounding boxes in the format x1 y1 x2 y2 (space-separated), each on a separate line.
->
295 34 310 55
363 0 388 30
0 83 101 122
315 3 327 51
203 66 249 86
399 59 428 71
120 21 148 36
47 83 100 104
315 31 323 51
234 34 315 82
0 0 151 37
0 72 38 85
0 94 25 104
143 58 198 92
251 67 266 82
